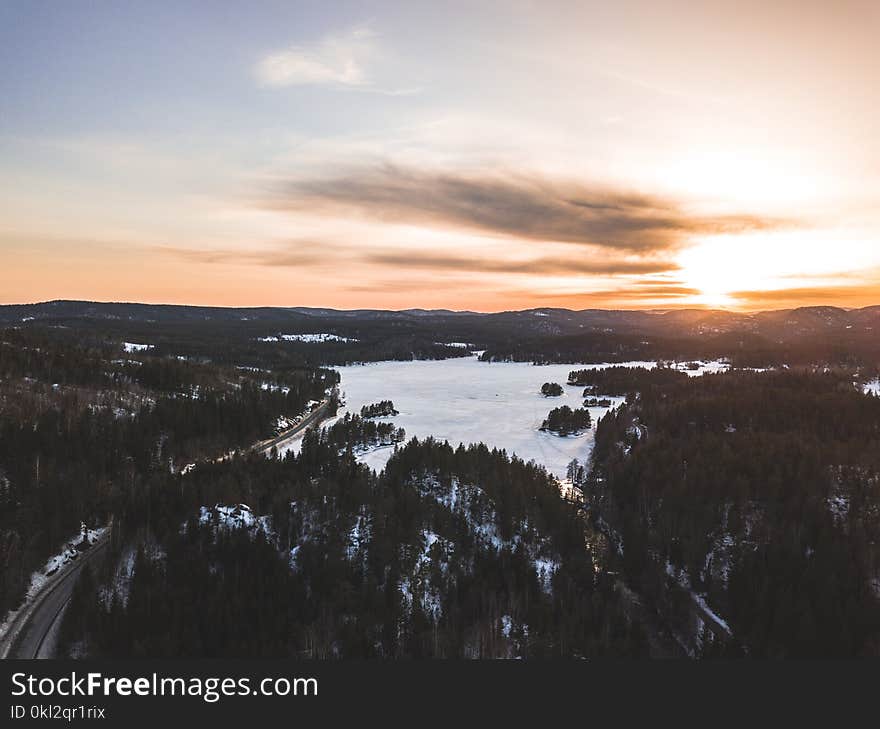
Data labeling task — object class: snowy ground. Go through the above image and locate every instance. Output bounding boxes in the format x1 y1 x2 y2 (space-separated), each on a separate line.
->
330 355 644 478
333 356 735 479
863 379 880 397
42 529 104 577
257 333 356 343
274 356 730 478
672 359 731 375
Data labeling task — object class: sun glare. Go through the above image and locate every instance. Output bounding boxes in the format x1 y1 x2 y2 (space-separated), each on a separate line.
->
677 230 874 309
677 236 773 307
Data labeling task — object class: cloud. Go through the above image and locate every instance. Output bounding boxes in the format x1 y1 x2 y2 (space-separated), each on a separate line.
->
158 241 676 279
256 26 376 87
264 165 788 252
344 279 470 294
728 284 880 309
364 250 677 276
156 243 328 268
500 271 709 304
502 282 704 308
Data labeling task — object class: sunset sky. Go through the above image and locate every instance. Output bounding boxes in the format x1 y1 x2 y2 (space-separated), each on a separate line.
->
2 0 879 311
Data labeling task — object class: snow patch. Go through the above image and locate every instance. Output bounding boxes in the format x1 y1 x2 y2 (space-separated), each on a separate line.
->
199 504 274 541
257 333 357 343
827 494 850 524
534 557 558 594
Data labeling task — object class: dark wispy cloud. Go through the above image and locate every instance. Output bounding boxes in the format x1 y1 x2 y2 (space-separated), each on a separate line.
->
159 242 677 278
263 165 789 251
564 283 701 299
363 251 677 276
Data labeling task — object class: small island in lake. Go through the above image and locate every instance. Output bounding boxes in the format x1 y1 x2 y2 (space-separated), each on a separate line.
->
540 405 592 436
541 382 564 397
360 400 399 418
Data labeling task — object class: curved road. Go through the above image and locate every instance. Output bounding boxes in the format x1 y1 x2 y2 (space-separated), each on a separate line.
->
0 532 110 659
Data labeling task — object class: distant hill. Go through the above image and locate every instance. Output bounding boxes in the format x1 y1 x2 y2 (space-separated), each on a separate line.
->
3 300 880 367
2 298 878 333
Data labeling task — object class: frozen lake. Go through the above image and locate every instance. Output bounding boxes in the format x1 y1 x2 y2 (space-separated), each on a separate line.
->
308 355 728 479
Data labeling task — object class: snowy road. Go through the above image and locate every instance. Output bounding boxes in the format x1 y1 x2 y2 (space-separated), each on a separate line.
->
253 400 331 456
0 531 110 659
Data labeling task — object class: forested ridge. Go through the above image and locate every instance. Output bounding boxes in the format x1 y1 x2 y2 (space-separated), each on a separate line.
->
0 328 334 619
8 300 880 370
588 369 880 656
568 365 689 393
61 435 645 658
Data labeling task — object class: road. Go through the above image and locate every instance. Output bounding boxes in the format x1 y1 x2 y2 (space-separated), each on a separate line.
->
251 401 331 456
0 532 110 659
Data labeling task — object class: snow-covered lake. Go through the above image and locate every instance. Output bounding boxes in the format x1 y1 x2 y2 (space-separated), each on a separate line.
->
315 355 728 479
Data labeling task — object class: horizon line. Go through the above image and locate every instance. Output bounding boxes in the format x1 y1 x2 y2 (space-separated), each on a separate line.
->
2 297 878 317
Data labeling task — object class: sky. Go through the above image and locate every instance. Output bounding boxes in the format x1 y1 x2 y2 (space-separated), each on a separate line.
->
1 0 879 311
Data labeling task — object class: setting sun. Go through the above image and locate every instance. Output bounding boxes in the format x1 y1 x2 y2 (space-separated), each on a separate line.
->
676 229 878 309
